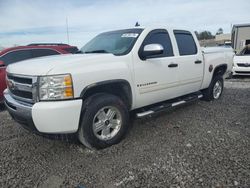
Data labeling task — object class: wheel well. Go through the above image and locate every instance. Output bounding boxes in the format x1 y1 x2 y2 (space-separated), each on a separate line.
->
212 64 227 79
81 80 132 109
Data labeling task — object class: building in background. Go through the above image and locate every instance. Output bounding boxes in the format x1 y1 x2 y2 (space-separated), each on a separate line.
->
199 39 216 47
232 23 250 53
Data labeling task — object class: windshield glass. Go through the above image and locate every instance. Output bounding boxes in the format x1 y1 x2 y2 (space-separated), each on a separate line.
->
237 45 250 56
81 29 143 55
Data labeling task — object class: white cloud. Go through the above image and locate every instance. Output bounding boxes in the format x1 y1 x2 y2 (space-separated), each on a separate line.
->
0 0 249 47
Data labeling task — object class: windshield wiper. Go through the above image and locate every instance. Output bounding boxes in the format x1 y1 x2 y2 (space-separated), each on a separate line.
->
84 50 109 54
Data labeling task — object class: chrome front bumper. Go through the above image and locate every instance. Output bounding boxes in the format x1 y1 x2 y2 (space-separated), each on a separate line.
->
4 89 38 132
4 89 80 141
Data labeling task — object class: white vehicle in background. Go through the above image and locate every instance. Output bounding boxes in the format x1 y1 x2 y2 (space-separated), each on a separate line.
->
4 26 234 149
233 45 250 76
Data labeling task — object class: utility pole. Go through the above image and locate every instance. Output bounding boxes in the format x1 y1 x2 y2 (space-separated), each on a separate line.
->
66 17 70 44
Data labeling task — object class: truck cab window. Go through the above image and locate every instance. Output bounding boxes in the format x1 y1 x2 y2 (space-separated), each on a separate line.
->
174 30 197 56
141 30 174 58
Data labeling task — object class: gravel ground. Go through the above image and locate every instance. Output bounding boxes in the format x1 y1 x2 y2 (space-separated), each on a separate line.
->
0 78 249 188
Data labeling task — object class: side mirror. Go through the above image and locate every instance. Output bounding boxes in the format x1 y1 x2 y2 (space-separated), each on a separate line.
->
141 44 164 60
0 60 5 68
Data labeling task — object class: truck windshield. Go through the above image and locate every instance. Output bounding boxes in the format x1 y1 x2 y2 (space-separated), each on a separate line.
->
81 29 143 55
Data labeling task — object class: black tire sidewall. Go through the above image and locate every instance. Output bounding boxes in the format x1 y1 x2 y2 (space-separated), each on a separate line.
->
78 94 130 149
202 76 224 101
209 76 224 100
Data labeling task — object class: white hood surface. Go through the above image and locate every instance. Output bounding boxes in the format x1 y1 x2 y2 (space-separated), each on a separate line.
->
6 54 116 76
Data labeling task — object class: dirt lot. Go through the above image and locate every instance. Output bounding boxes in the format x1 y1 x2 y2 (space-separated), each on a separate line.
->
0 78 249 188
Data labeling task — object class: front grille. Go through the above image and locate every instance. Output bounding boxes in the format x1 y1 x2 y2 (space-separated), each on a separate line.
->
10 89 33 99
7 74 37 104
235 71 250 74
237 63 250 67
7 75 32 84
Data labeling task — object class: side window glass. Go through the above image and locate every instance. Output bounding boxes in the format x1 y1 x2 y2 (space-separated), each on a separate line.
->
141 30 174 58
174 30 197 56
31 49 60 58
63 47 79 54
1 50 32 65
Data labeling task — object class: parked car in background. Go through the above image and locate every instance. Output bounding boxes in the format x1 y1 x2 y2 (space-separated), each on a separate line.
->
217 41 232 48
0 43 79 103
232 44 250 76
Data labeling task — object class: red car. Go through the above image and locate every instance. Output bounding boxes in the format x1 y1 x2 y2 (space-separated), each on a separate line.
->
0 43 79 103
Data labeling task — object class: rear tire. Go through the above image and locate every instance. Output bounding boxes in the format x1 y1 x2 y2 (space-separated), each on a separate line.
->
202 76 224 101
78 93 130 149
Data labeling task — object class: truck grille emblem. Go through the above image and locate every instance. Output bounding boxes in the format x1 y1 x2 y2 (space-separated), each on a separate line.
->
7 79 15 90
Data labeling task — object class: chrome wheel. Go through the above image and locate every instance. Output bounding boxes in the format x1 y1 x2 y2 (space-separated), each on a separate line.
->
213 80 222 99
92 106 122 141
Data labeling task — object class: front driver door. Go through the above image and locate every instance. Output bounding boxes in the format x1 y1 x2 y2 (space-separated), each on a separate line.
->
133 29 181 108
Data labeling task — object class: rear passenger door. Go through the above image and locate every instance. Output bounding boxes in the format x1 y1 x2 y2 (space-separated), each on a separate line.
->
31 49 60 58
173 30 203 94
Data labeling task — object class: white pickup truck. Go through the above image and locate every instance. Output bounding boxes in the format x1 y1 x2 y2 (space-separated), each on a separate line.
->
4 26 233 149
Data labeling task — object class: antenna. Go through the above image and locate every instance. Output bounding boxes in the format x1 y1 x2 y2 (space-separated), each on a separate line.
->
135 22 140 27
66 17 70 44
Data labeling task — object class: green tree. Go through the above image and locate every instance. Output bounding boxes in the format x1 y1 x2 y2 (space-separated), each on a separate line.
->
216 28 223 35
198 31 215 40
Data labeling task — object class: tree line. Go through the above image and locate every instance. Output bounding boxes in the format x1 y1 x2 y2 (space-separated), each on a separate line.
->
195 28 224 40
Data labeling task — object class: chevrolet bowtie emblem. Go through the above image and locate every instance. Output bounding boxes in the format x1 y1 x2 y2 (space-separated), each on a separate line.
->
7 79 15 90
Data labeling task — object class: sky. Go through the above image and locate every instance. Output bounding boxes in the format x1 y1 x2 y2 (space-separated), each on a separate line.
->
0 0 249 48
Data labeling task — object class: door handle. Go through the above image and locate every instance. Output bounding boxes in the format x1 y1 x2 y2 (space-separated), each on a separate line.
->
168 63 178 68
195 60 202 64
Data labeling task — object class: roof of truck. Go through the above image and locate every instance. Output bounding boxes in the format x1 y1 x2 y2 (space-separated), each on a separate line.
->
124 25 193 33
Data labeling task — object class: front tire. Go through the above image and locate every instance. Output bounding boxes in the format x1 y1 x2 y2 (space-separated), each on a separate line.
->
78 93 130 149
202 76 224 101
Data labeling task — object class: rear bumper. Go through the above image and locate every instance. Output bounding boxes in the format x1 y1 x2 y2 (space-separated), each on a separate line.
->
4 90 83 134
232 66 250 75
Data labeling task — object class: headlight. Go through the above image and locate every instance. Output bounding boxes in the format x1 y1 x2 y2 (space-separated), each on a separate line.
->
38 74 74 101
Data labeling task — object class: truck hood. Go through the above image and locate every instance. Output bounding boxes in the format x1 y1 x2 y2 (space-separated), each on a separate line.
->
6 54 116 76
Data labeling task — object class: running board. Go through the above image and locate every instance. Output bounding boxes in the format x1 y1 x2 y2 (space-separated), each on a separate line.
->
136 92 203 118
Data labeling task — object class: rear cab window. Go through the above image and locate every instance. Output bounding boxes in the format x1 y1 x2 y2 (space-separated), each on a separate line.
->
174 30 197 56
